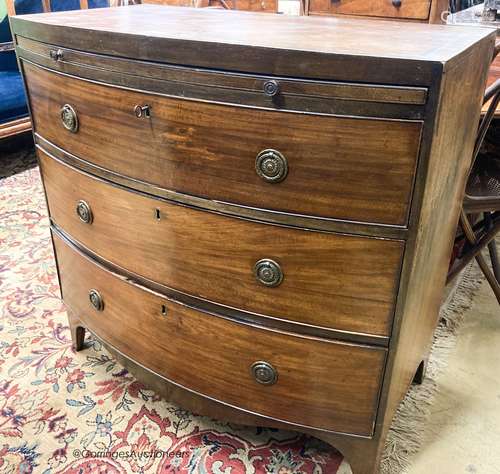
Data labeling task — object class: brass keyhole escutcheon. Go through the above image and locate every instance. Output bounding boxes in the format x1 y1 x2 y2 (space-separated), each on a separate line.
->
134 104 151 118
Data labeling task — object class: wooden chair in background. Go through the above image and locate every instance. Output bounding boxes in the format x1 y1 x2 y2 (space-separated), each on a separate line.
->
447 77 500 304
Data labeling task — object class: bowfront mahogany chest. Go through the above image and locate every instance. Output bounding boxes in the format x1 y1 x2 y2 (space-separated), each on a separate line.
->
10 6 495 473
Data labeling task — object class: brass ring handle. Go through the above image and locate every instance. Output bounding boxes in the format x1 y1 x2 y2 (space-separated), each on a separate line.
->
255 149 288 183
60 104 78 133
263 80 280 97
89 289 104 311
254 259 283 287
251 361 278 385
76 200 93 224
134 104 151 118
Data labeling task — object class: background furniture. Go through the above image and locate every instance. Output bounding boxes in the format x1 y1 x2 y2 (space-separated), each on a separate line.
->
448 3 500 115
305 0 449 23
141 0 278 12
448 78 500 303
0 1 29 139
446 2 500 300
11 5 494 473
0 0 111 140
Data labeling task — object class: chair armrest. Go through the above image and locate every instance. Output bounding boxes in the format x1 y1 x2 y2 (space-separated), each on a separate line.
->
0 42 15 53
471 78 500 169
484 78 500 105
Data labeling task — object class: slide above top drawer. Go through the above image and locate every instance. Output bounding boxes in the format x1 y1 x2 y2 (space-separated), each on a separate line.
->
24 62 422 227
16 36 428 118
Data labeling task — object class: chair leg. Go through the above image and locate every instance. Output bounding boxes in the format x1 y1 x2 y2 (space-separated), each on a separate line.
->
475 253 500 304
488 240 500 282
412 359 428 385
485 212 500 282
461 211 500 305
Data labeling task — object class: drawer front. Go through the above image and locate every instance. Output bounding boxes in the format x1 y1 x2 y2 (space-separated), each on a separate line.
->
25 62 422 226
40 151 404 337
53 231 386 436
308 0 431 20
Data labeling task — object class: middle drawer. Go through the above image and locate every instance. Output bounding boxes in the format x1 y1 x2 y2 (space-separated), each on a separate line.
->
40 149 404 337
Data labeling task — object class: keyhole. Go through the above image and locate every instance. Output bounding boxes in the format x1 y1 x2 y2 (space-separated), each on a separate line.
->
155 209 161 220
161 304 168 316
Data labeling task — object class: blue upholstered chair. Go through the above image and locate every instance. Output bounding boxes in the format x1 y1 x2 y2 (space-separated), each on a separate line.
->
0 1 29 138
0 0 110 139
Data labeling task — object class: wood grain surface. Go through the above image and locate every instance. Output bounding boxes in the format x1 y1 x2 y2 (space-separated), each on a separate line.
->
40 150 404 337
10 4 493 66
25 63 422 226
379 39 495 435
54 231 387 436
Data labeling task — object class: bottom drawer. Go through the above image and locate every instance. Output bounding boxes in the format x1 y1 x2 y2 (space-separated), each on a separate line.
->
53 230 386 436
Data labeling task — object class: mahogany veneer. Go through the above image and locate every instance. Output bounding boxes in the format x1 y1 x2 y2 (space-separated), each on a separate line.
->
10 5 495 473
25 63 422 226
39 150 403 337
53 231 386 436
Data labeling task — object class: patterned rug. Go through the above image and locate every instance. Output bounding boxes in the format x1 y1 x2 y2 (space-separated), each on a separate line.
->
0 143 483 474
0 147 347 473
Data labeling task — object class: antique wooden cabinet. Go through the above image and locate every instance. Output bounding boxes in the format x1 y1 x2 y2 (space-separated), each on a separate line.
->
305 0 449 23
10 6 495 473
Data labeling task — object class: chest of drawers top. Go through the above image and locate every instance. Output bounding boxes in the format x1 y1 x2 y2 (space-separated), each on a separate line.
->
10 4 493 85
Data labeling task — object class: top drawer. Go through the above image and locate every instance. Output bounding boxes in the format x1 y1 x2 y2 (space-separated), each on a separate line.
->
308 0 432 20
22 61 422 226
